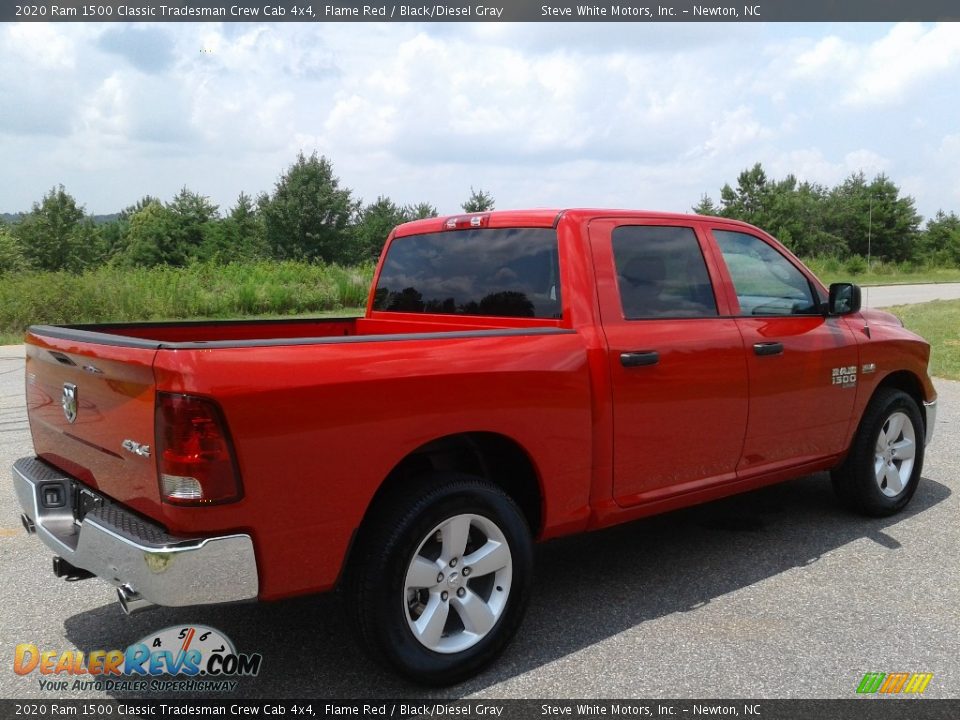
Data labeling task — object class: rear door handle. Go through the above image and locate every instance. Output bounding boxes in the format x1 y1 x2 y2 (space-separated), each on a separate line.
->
620 351 660 367
753 341 784 357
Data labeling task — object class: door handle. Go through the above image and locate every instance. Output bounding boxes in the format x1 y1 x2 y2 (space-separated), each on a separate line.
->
620 351 660 367
753 341 784 357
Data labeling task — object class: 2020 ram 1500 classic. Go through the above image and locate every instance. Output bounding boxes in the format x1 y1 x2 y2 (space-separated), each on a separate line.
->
14 209 936 684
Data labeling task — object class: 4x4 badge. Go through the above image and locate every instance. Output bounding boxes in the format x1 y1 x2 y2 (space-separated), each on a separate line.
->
62 383 77 424
121 439 151 458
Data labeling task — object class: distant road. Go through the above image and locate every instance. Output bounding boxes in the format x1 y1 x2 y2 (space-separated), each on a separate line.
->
866 282 960 307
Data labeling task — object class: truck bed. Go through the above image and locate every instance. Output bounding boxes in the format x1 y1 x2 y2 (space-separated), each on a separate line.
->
24 313 589 603
28 314 562 348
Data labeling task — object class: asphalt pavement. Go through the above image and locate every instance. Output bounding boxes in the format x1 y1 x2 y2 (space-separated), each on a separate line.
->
1 286 958 701
864 281 960 307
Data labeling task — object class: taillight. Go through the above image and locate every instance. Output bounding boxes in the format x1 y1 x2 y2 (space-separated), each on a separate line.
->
155 393 242 506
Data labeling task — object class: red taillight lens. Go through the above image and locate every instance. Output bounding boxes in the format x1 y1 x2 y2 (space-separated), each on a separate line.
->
155 393 242 506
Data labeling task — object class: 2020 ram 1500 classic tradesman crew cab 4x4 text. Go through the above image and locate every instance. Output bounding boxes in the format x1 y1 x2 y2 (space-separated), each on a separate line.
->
14 209 936 684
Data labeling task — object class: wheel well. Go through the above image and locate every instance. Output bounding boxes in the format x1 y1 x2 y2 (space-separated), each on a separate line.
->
876 371 927 428
361 432 543 538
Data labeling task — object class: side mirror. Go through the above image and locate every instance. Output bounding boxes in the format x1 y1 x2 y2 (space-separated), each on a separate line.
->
828 283 861 315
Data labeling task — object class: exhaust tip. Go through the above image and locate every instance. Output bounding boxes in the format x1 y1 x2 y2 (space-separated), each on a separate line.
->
21 514 36 535
117 585 154 616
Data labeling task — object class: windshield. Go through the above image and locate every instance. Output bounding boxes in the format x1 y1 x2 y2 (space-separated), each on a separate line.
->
373 228 562 319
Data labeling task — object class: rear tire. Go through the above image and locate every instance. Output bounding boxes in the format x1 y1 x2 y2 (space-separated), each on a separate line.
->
832 388 924 517
344 473 533 685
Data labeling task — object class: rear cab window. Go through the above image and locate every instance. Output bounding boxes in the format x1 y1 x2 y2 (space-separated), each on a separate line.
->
373 228 562 319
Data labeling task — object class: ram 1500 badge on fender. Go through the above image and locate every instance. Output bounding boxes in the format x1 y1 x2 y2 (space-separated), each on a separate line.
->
13 209 937 684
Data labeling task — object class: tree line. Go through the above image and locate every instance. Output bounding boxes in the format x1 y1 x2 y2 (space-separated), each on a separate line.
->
695 163 960 266
0 152 496 274
1 155 958 275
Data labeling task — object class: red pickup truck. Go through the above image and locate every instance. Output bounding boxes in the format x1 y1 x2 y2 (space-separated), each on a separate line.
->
14 209 936 684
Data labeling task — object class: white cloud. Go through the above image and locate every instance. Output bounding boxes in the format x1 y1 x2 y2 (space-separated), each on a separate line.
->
766 148 891 188
842 149 889 177
694 106 775 159
0 22 958 221
78 73 129 139
932 134 960 210
6 23 77 69
792 36 857 80
317 31 732 171
789 22 960 108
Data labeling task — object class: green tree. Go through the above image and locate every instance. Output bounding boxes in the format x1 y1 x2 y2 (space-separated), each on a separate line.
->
96 219 130 260
0 227 29 273
258 152 357 263
119 195 162 221
761 176 846 257
718 163 769 225
228 191 268 259
122 202 181 267
199 192 268 262
921 211 960 264
698 163 934 259
405 202 439 220
70 218 108 267
825 173 921 263
352 196 410 262
104 195 162 261
167 187 219 262
461 187 495 213
692 194 719 216
13 185 86 271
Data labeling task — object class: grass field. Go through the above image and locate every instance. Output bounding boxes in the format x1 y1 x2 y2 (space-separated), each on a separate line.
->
2 262 958 382
0 261 373 345
806 257 960 287
887 299 960 381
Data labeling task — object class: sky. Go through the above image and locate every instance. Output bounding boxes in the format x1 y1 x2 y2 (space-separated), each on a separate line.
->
1 21 959 223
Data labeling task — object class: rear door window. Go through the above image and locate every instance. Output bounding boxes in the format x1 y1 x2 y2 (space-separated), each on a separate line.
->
611 225 718 319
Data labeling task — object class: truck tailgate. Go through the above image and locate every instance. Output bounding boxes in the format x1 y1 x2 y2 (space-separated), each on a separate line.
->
25 333 161 517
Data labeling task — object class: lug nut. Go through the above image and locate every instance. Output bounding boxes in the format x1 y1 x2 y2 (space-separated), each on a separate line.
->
437 572 444 584
441 591 449 601
457 587 466 598
462 567 471 577
449 558 458 567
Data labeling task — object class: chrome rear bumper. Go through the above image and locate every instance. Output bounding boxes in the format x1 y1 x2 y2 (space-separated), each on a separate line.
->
13 456 258 608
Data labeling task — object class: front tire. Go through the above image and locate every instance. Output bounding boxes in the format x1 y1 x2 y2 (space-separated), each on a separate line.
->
832 388 925 517
345 474 533 685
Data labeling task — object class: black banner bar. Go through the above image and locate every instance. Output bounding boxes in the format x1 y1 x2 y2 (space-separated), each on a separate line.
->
4 0 960 23
1 700 959 720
